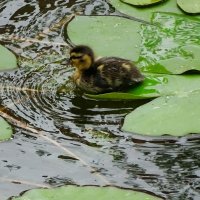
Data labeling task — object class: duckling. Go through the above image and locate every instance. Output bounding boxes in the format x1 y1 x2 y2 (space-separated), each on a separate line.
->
69 45 144 94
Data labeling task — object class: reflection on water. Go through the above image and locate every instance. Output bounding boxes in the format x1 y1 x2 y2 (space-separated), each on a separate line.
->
0 0 200 200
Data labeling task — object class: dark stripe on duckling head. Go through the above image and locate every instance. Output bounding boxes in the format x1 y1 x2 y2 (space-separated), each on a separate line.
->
70 45 95 64
70 53 83 60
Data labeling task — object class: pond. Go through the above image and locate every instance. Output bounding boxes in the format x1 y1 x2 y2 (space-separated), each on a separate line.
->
0 0 200 199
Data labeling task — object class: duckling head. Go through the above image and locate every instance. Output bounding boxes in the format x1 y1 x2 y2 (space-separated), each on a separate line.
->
69 45 95 71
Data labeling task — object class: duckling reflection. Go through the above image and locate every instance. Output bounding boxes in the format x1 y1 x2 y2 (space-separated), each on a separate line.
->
70 45 144 94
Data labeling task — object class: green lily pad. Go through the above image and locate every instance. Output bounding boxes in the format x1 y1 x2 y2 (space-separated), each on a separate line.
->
11 185 163 200
122 90 200 136
109 0 184 22
0 117 13 141
138 13 200 74
121 0 165 7
0 44 17 70
86 74 200 100
177 0 200 14
66 15 142 61
67 13 200 75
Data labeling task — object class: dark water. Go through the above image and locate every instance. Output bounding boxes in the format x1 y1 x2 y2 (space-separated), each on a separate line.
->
0 1 200 199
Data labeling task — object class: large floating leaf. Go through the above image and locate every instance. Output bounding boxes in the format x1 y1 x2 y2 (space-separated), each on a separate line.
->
86 74 200 100
0 117 13 141
109 0 184 22
122 91 200 136
0 44 17 70
121 0 165 7
138 13 200 74
66 16 142 61
11 185 163 200
67 13 200 75
177 0 200 14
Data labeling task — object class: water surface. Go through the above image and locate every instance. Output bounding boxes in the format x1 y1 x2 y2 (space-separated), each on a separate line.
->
0 1 200 200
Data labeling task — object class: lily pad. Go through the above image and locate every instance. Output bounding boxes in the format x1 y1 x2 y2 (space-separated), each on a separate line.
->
122 91 200 136
67 13 200 75
66 15 142 61
121 0 165 7
0 44 17 70
86 74 200 100
109 0 184 22
138 13 200 74
11 185 163 200
177 0 200 14
0 117 13 141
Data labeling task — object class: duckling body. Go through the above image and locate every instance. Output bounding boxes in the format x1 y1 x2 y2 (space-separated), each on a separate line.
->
70 45 144 94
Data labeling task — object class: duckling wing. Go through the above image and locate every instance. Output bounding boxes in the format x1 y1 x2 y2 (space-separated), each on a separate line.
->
95 57 144 89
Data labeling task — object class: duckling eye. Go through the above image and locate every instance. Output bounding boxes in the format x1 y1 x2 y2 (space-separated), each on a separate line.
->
70 55 83 60
79 59 85 63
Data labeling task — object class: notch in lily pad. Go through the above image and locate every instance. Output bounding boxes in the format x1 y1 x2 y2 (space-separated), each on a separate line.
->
11 185 163 200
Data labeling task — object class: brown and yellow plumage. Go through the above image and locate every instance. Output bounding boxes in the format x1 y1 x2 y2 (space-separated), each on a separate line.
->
69 45 144 94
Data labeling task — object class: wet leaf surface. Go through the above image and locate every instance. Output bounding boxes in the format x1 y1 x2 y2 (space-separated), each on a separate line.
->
138 12 200 74
123 91 200 136
67 15 142 61
11 185 163 200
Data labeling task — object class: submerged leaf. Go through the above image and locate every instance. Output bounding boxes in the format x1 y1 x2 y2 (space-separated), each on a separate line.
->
0 117 13 141
122 91 200 136
66 16 142 61
11 185 163 200
0 44 17 70
177 0 200 14
121 0 165 7
138 13 200 74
